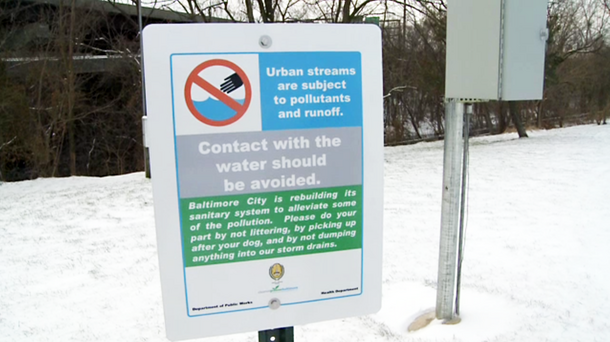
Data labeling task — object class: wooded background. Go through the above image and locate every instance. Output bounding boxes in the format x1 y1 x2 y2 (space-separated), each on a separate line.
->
1 0 609 181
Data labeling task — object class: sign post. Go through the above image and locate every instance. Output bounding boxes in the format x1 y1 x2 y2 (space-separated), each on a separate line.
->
143 24 383 340
259 327 294 342
439 0 548 322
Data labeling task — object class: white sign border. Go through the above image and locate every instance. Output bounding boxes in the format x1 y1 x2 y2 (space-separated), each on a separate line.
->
143 23 384 341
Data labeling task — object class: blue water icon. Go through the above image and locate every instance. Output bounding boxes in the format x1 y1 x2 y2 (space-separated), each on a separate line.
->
193 98 245 121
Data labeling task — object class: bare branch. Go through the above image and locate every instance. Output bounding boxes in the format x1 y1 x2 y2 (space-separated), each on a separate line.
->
0 137 17 152
384 85 418 99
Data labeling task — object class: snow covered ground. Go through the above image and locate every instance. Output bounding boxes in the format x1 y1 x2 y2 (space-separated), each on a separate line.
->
1 124 609 342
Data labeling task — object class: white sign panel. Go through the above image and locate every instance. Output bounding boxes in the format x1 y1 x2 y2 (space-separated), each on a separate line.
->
445 0 502 100
501 0 548 101
445 0 548 100
142 24 384 340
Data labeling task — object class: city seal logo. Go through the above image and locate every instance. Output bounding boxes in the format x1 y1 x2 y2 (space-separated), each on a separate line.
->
269 263 285 281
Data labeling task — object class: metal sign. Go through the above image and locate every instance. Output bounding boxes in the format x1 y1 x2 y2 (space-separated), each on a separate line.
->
445 0 548 100
143 23 383 341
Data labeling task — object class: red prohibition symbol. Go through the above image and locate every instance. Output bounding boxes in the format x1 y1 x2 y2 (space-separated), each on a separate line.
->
184 59 252 126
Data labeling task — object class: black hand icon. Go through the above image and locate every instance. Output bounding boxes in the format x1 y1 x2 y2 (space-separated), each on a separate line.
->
220 73 244 94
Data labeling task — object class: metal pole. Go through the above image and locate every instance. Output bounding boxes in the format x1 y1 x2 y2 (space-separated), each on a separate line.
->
436 99 464 321
258 327 294 342
138 0 151 178
455 103 471 316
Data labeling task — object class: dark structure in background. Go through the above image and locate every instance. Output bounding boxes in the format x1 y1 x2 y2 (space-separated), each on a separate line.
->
2 0 226 74
0 0 228 181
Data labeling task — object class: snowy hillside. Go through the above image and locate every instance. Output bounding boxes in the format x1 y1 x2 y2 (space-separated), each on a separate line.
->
1 124 609 342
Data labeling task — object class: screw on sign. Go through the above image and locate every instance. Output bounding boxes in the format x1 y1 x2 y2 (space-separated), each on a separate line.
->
184 59 252 126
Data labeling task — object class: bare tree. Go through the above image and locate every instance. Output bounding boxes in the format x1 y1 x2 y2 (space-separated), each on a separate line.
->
542 0 608 127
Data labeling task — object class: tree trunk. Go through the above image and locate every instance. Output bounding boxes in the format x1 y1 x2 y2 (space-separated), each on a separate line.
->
406 107 422 139
68 0 77 175
256 0 274 22
244 0 255 22
342 0 352 22
483 105 493 134
497 101 507 134
265 0 275 22
537 100 543 128
436 102 444 136
509 101 528 138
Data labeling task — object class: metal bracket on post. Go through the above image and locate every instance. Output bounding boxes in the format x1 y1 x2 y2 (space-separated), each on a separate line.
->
141 116 148 149
258 327 294 342
137 0 151 179
142 115 151 178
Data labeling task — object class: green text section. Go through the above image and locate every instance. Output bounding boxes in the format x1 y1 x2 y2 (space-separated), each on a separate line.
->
181 185 362 267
